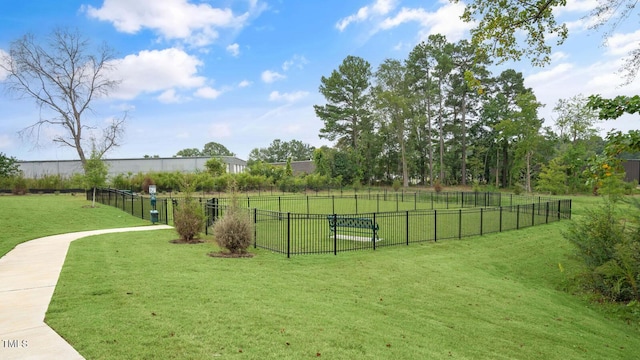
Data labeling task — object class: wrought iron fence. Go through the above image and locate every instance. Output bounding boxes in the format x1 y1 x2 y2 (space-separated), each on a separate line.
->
90 188 571 257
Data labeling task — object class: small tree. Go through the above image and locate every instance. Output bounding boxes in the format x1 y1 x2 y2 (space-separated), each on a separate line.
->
205 157 226 177
213 182 253 254
536 157 568 195
1 28 125 166
84 151 108 207
0 152 20 178
173 175 205 243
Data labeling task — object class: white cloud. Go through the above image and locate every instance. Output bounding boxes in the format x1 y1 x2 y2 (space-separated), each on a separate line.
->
282 55 308 71
84 0 263 47
208 123 232 138
380 1 471 42
525 63 574 84
238 80 252 88
550 51 570 62
261 70 286 83
108 48 206 100
525 55 640 135
557 0 599 14
606 29 640 56
336 0 397 31
269 90 309 102
226 43 240 57
157 89 184 103
194 86 222 99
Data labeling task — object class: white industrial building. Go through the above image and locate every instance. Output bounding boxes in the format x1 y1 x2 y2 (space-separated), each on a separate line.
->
18 156 247 178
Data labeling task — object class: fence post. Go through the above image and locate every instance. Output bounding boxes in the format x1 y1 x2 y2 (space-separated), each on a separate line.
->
406 211 410 245
254 208 257 249
287 212 291 259
434 209 437 242
499 207 503 232
532 203 535 226
131 194 134 215
459 209 462 239
164 199 168 224
141 196 144 220
480 208 484 236
558 201 561 220
333 213 337 256
355 194 358 214
517 205 520 230
546 202 549 224
279 196 282 214
373 213 377 251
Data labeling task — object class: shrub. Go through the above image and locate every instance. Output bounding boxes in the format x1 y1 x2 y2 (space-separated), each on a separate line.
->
513 183 523 195
564 200 640 301
12 176 28 195
213 190 253 254
173 177 205 243
472 180 481 193
434 179 442 193
174 199 205 242
110 173 130 190
392 179 401 192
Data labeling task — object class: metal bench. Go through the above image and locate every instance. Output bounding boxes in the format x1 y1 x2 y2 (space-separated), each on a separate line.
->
327 215 380 242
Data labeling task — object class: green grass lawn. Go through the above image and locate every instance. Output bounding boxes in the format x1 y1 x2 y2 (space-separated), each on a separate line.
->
43 195 640 359
0 194 149 258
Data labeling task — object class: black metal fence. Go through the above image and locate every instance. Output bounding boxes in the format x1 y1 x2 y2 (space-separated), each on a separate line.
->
89 188 571 257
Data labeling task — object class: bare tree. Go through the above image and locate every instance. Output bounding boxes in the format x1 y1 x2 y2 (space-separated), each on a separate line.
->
0 28 125 167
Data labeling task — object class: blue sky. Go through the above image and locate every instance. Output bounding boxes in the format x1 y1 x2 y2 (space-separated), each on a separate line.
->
1 0 639 161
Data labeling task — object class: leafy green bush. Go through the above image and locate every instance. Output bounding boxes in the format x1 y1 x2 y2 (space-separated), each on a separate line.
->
392 179 401 192
536 158 568 195
564 200 640 301
110 173 130 190
11 176 28 195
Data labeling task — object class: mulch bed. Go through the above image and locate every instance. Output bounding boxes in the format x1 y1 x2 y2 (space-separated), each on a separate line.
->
207 251 254 258
169 239 205 244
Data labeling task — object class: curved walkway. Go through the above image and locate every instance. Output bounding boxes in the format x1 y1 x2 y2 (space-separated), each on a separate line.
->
0 225 172 360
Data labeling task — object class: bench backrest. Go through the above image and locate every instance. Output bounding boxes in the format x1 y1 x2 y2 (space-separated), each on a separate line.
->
327 216 378 230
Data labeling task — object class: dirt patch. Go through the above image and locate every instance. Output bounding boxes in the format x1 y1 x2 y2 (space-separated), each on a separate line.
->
208 251 254 258
169 239 205 244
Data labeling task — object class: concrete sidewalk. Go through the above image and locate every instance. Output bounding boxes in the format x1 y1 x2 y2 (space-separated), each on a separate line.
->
0 225 172 360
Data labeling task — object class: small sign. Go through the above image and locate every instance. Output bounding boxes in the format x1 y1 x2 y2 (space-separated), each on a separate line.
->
149 185 157 194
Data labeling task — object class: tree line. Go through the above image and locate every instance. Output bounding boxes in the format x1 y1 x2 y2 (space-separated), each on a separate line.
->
311 36 612 193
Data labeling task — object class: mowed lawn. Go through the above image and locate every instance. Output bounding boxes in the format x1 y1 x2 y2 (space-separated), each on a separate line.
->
43 195 640 359
0 194 149 258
